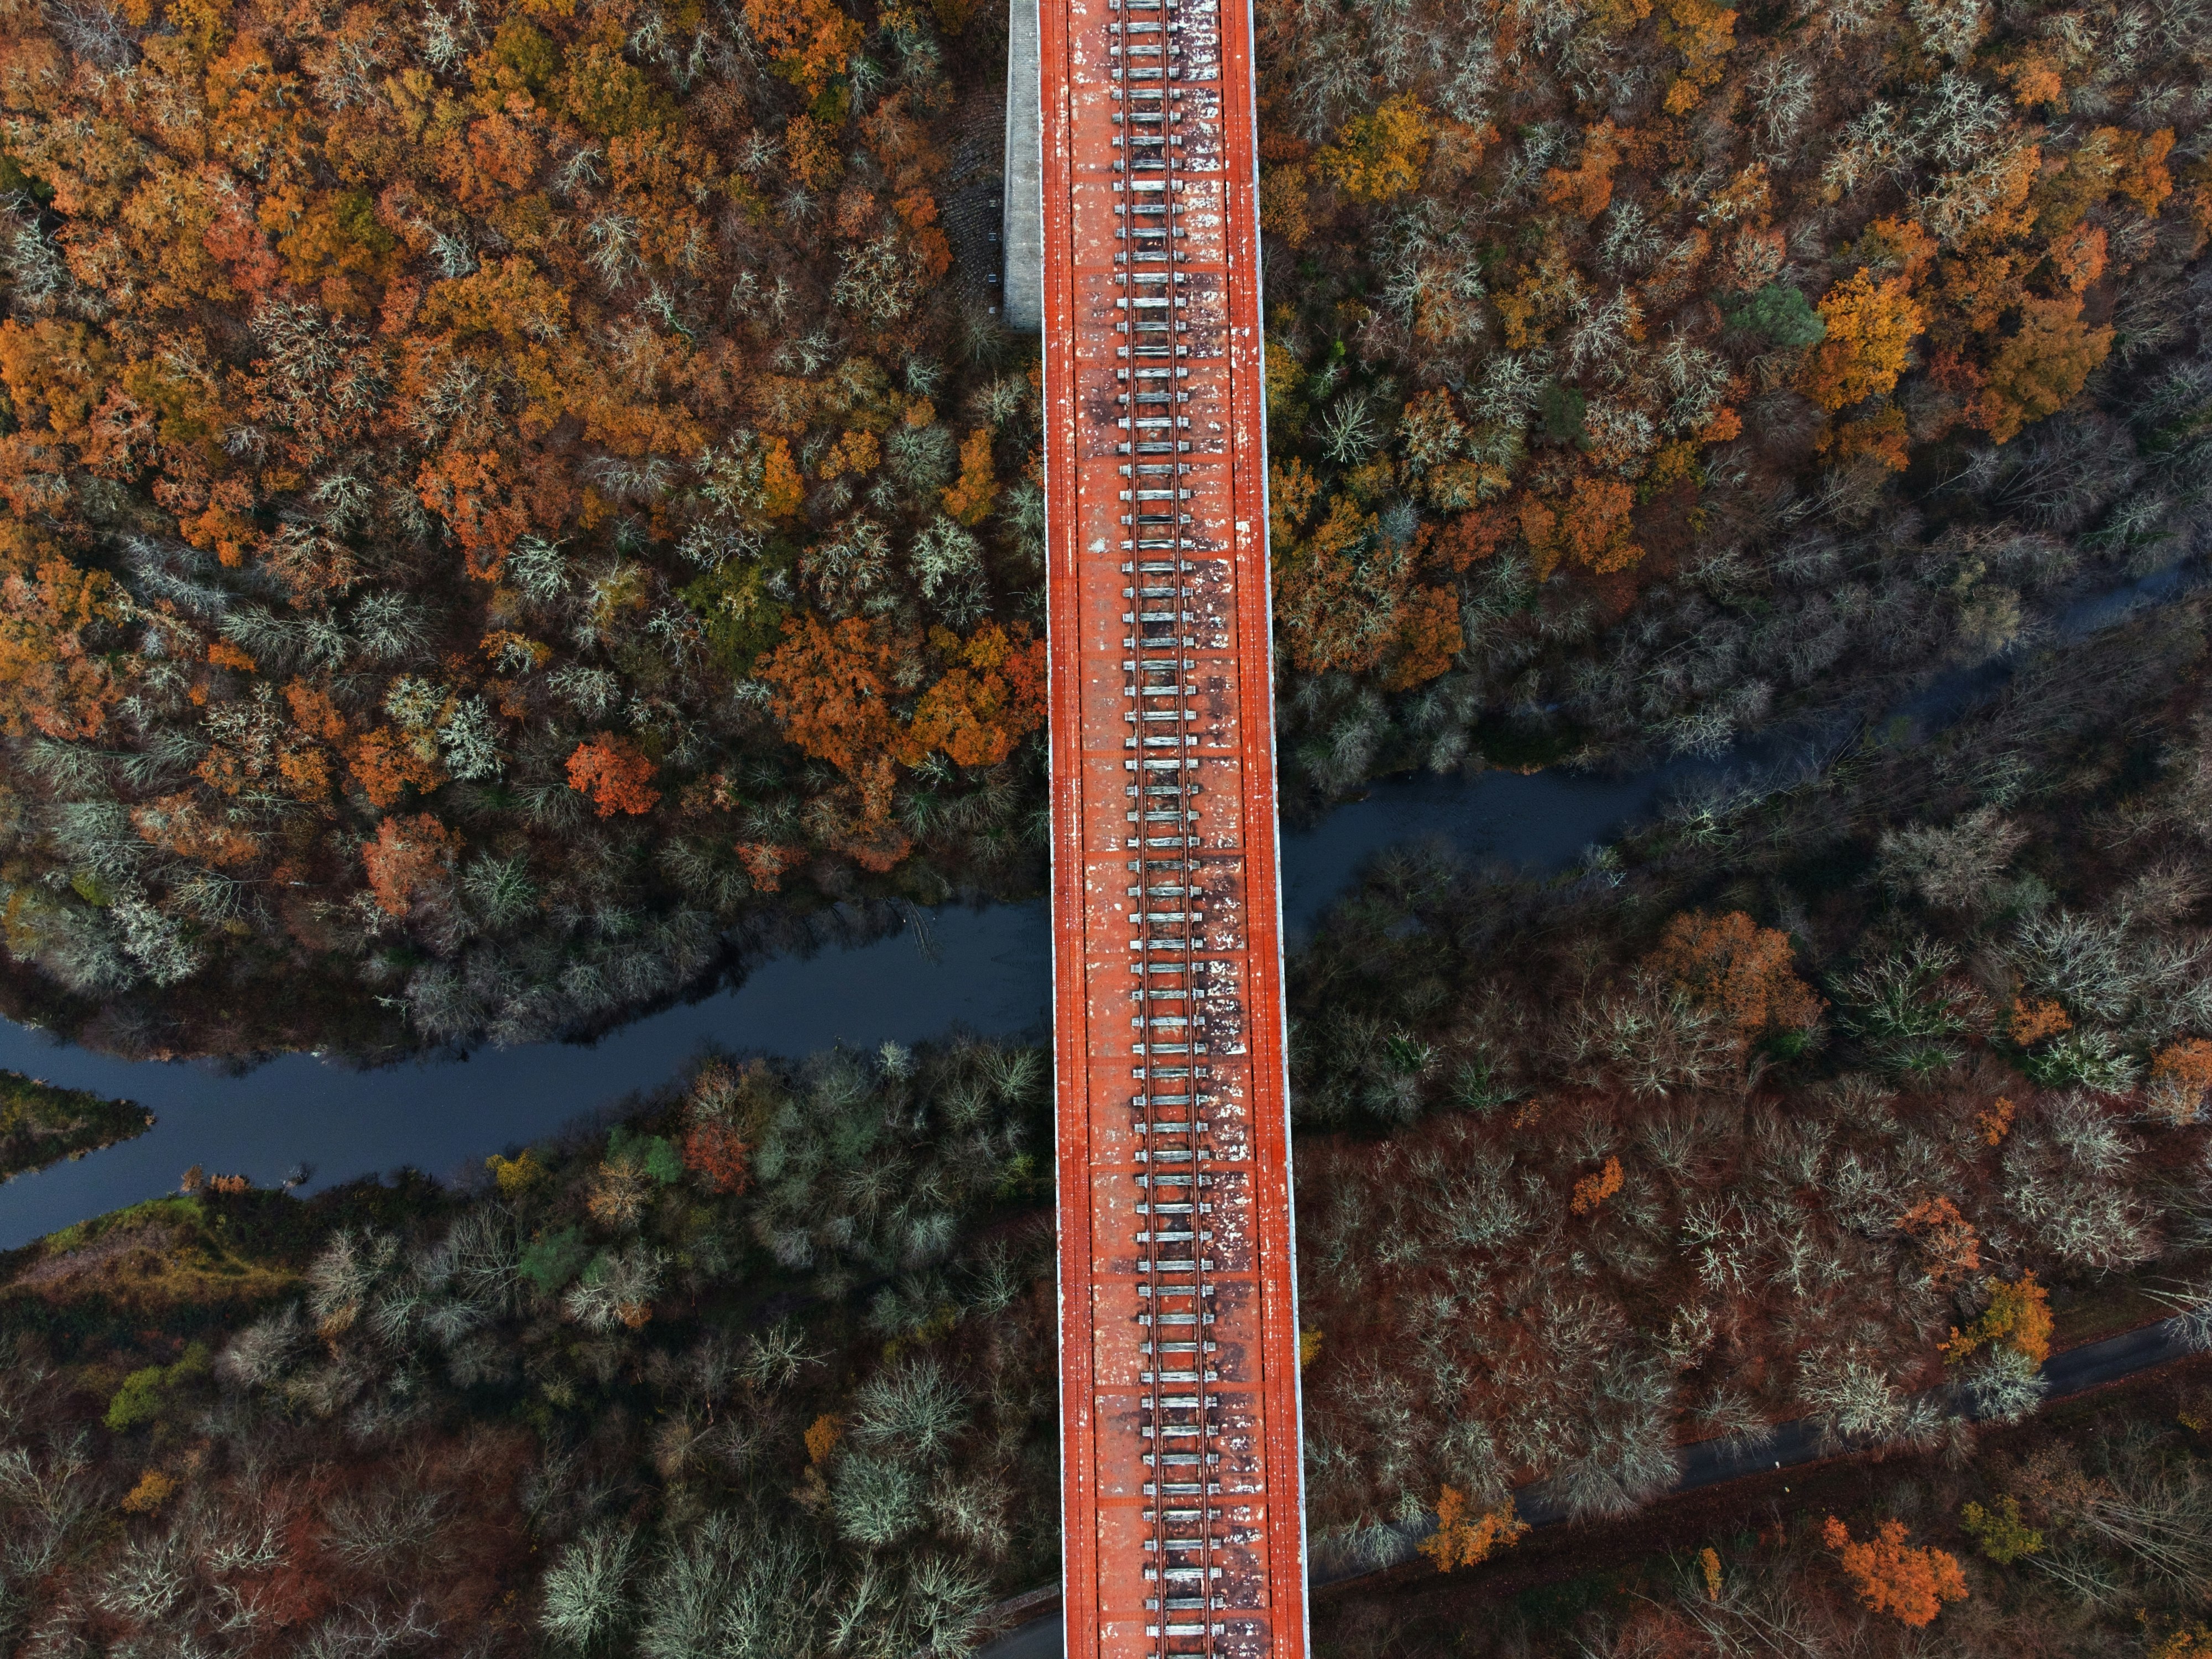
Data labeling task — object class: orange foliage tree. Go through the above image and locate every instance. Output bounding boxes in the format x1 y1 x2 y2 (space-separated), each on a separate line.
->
2008 997 2072 1045
362 814 462 917
1898 1194 1981 1287
0 556 125 738
743 0 865 95
681 1122 752 1194
349 727 445 811
941 428 999 525
1821 1517 1968 1626
1569 1156 1624 1215
1274 495 1462 687
2151 1039 2212 1121
1543 122 1623 219
757 615 920 780
1647 910 1825 1039
908 623 1047 767
1519 477 1641 578
1418 1485 1528 1571
567 736 661 817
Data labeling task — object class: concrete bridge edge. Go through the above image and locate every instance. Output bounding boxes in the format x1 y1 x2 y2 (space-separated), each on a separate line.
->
1003 0 1044 333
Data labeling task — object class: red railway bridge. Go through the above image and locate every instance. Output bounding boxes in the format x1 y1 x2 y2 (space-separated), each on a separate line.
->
1037 0 1311 1649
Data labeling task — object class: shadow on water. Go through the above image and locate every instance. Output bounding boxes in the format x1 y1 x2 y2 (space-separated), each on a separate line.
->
0 564 2197 1247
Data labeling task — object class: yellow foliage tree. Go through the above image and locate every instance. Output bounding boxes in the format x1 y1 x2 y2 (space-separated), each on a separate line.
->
1943 1271 2053 1365
1317 96 1432 202
1803 270 1925 410
1977 294 2113 444
1661 0 1737 113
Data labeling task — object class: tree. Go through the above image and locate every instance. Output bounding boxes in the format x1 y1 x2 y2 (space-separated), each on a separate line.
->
1898 1194 1981 1287
567 735 661 817
2150 1039 2212 1124
1545 477 1641 576
362 814 462 916
1543 122 1622 220
1380 586 1462 691
1802 270 1925 410
1418 1485 1527 1570
1821 1517 1968 1626
1569 1156 1623 1215
539 1523 638 1650
349 727 446 810
907 623 1047 767
743 0 864 96
1661 0 1737 113
941 428 998 525
558 35 676 138
1976 294 2114 444
0 556 124 738
1728 282 1827 346
2009 997 2072 1045
1647 910 1824 1039
756 614 920 780
1317 96 1432 202
1260 165 1312 245
682 1122 752 1194
1944 1271 2053 1365
1274 495 1455 683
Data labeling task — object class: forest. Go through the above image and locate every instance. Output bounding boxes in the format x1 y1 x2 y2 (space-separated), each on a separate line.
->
4 0 2212 1642
1316 1374 2212 1657
0 0 2203 1052
3 592 2212 1652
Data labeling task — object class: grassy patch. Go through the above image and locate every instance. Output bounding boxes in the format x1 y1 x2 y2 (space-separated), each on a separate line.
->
14 1196 299 1309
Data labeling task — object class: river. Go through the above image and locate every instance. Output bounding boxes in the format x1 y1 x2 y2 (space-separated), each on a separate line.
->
0 756 1740 1248
0 562 2193 1249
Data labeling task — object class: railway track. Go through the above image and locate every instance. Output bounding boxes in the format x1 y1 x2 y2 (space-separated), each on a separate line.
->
1036 0 1310 1651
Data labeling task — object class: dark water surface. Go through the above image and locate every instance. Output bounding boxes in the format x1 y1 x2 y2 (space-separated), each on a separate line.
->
0 562 2193 1248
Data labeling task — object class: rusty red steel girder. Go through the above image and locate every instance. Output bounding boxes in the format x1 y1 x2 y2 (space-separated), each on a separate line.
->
1038 0 1310 1648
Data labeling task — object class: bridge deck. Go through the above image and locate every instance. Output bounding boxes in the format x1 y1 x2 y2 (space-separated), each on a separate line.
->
1038 0 1309 1650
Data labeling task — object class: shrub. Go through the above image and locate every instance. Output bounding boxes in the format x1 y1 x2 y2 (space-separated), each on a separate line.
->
1418 1485 1528 1571
104 1344 207 1433
1961 1495 2044 1563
